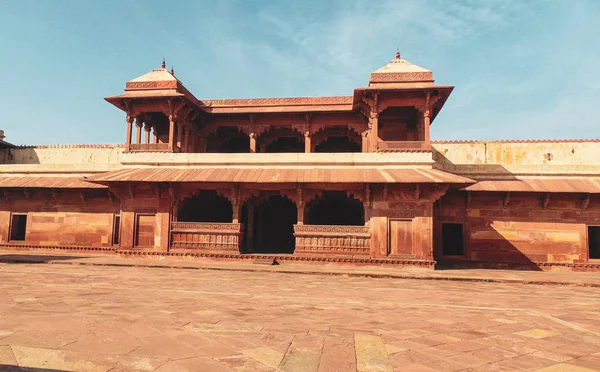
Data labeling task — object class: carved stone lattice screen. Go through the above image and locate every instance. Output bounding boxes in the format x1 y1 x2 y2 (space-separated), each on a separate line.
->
293 225 371 258
170 222 243 253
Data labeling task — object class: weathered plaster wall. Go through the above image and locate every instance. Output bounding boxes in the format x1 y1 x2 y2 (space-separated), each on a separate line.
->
432 141 600 176
0 145 123 170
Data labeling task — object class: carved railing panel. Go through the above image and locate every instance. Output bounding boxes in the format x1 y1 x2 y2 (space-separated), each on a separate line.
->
171 222 243 252
377 141 430 151
129 143 170 152
293 224 371 258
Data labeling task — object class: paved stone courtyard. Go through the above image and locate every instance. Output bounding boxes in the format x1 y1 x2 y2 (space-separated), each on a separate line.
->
0 263 599 371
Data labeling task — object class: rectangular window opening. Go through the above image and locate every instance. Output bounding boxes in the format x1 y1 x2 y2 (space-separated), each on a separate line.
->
442 223 464 256
112 215 121 246
9 214 27 241
589 226 600 260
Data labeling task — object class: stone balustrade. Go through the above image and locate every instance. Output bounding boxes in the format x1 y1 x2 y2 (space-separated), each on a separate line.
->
293 224 371 258
129 143 170 152
377 141 430 151
170 222 243 252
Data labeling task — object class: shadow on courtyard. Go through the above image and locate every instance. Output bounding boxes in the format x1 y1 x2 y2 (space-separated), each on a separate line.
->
0 254 85 264
0 365 67 372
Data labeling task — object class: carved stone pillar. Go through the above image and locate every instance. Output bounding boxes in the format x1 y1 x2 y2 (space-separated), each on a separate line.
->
361 131 369 152
168 115 176 152
135 117 143 144
369 112 379 152
176 123 183 150
231 185 240 223
424 92 431 147
183 127 190 153
246 203 254 253
189 131 196 153
368 93 380 152
296 186 305 225
249 133 257 153
144 122 152 144
153 128 160 144
304 132 312 153
363 184 372 226
125 115 133 152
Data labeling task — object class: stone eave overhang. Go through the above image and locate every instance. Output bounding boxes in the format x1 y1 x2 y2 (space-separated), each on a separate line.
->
352 85 454 123
197 96 354 114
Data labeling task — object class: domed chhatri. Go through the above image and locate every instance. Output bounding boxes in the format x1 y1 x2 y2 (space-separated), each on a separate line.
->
369 50 434 87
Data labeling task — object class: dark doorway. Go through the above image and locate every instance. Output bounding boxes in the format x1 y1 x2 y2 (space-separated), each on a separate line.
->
306 191 364 225
112 214 121 245
315 136 361 153
442 223 465 256
589 226 600 259
9 214 27 241
178 190 233 222
245 195 297 254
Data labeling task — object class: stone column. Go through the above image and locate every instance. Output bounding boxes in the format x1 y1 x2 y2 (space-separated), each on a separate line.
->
296 186 305 225
168 115 176 152
361 131 369 152
423 110 431 147
189 131 196 153
135 117 143 144
363 184 372 226
183 127 190 153
304 132 312 153
369 112 379 152
246 203 254 253
144 122 152 144
249 133 257 153
423 92 431 147
153 128 160 144
176 123 183 150
125 115 133 152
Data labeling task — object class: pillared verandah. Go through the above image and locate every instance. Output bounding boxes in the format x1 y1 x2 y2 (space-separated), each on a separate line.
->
0 51 599 270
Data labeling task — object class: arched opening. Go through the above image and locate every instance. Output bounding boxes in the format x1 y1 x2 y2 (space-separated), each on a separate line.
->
315 136 361 153
178 190 233 222
259 128 304 153
206 127 250 153
242 194 297 254
140 112 170 144
306 191 364 226
313 127 361 153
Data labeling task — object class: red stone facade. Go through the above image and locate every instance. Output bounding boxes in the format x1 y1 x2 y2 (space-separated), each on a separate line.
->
0 53 598 271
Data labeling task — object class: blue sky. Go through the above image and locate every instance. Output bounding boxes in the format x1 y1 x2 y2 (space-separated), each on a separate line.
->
0 0 598 145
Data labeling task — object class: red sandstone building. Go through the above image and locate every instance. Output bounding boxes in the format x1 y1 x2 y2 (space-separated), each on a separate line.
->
1 53 599 270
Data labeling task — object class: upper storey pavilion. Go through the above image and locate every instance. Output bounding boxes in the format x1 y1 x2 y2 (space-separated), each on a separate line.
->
105 52 453 154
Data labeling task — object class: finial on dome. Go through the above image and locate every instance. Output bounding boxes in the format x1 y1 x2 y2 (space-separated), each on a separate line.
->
161 58 166 69
170 66 174 75
395 48 401 60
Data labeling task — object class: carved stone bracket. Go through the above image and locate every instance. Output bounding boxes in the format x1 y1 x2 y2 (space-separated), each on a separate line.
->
429 184 450 203
383 184 388 202
581 193 591 210
79 191 86 204
465 191 472 210
128 184 135 199
541 193 550 210
502 192 511 209
23 188 32 200
52 189 60 203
